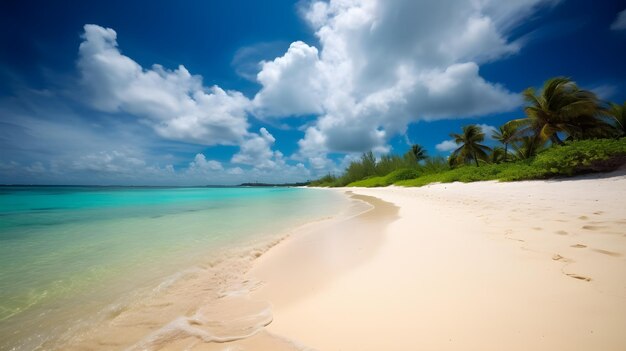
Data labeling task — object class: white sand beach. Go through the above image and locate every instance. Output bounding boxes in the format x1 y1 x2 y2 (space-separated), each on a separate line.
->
60 173 626 350
247 172 626 350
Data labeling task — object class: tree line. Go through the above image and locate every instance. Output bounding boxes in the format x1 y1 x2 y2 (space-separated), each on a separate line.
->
311 77 625 187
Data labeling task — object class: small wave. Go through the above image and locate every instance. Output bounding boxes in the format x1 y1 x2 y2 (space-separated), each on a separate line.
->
127 298 273 350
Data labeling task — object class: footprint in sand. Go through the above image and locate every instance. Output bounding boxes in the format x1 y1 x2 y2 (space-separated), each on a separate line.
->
582 225 608 231
571 244 587 248
593 211 604 215
552 254 570 262
592 249 622 257
532 227 543 231
555 230 568 235
566 273 591 282
578 215 589 220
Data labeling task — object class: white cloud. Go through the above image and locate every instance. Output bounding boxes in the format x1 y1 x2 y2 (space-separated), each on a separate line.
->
248 0 549 159
231 128 280 170
228 167 244 175
435 140 458 152
252 41 325 117
75 1 551 177
78 24 251 146
611 9 626 30
71 150 146 173
188 153 223 172
3 1 562 184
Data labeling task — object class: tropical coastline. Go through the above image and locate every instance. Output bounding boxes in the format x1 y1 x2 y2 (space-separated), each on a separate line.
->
1 171 625 350
0 187 353 350
2 1 626 350
46 171 624 350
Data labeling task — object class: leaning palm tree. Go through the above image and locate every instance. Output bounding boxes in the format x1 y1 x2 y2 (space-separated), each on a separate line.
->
508 77 601 145
492 123 518 162
449 125 491 167
606 102 626 137
410 144 428 162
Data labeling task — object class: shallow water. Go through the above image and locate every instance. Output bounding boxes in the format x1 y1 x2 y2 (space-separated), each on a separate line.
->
0 186 348 351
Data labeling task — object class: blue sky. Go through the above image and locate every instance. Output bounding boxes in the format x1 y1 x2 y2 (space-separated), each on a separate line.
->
1 0 625 185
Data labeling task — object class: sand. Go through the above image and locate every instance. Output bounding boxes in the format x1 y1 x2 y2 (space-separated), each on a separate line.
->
247 172 626 350
61 173 626 350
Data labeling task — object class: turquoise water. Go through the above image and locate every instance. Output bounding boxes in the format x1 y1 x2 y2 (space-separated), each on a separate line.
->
0 186 346 350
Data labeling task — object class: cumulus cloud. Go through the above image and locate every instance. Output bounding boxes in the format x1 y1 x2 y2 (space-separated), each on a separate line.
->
611 9 626 30
245 0 554 165
77 0 554 176
231 128 280 170
252 41 325 117
78 24 251 146
188 153 223 172
435 140 458 153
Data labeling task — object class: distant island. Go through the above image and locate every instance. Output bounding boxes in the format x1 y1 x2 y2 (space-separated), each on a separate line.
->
239 182 310 187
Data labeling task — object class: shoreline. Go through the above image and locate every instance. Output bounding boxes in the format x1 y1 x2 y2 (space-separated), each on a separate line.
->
50 189 367 351
31 175 626 350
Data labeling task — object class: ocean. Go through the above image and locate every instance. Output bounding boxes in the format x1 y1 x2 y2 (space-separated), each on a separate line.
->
0 186 349 350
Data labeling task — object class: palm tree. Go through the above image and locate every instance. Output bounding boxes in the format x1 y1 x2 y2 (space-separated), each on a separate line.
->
449 125 491 167
489 146 505 164
492 123 518 162
606 102 626 137
512 135 547 160
509 77 601 145
410 144 428 162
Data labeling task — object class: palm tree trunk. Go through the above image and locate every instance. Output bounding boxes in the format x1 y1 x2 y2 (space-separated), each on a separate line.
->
473 153 480 167
504 143 508 162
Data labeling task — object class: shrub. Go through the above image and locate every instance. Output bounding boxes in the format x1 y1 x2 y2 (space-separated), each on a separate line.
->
386 168 421 183
533 139 626 175
309 173 337 187
348 168 421 187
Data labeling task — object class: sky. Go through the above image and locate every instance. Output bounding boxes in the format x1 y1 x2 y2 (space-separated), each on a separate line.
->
1 0 625 185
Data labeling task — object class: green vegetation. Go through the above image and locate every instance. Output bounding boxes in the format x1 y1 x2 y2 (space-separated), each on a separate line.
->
348 168 421 187
449 125 491 167
398 139 626 186
310 77 626 188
